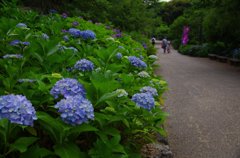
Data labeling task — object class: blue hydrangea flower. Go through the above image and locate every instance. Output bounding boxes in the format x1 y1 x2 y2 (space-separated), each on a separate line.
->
50 78 86 99
140 86 158 97
10 40 30 46
42 33 49 40
72 21 79 26
142 43 147 49
128 56 147 69
18 79 36 83
62 13 68 18
68 28 82 38
63 35 69 41
10 40 20 46
3 54 23 59
80 30 96 40
55 95 94 125
74 59 94 72
49 9 57 14
131 93 155 110
116 53 122 59
21 41 30 46
16 23 27 28
0 94 37 126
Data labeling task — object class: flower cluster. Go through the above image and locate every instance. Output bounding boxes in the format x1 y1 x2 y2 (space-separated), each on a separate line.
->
74 59 94 72
138 71 150 78
149 55 158 60
54 95 94 125
72 21 79 26
142 43 147 49
49 9 57 14
115 89 128 97
128 56 147 69
16 23 27 28
18 79 36 83
68 28 82 38
42 33 49 40
140 86 158 97
63 35 69 41
116 52 122 59
68 28 96 40
50 78 86 99
3 54 23 59
131 93 155 110
62 13 68 18
10 40 30 46
0 94 37 126
113 29 122 38
81 30 96 40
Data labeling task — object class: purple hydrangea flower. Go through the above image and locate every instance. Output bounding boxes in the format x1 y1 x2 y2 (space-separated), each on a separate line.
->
50 78 86 99
128 56 147 69
10 40 20 46
140 86 158 97
63 35 69 41
106 25 111 30
131 93 155 110
42 33 49 40
49 9 57 14
72 21 79 26
62 13 68 18
3 54 23 59
142 43 147 49
68 28 82 38
0 94 37 126
16 23 27 28
10 40 30 46
21 41 30 46
80 30 96 40
62 29 68 33
55 95 94 126
116 52 122 59
74 59 94 72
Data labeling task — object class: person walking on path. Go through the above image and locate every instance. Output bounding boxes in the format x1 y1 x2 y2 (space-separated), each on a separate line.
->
151 36 156 46
162 37 168 53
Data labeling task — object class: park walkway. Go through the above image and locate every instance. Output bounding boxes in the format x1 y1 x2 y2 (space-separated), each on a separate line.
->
154 42 240 158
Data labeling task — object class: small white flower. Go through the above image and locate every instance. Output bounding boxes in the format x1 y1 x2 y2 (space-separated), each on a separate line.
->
115 89 128 97
138 71 150 78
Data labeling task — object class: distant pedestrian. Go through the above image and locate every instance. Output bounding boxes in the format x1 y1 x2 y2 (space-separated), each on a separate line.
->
162 37 168 53
167 40 171 53
151 37 156 46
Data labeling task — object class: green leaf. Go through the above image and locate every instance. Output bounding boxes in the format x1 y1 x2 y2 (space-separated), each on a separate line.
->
68 124 98 139
54 143 86 158
10 137 39 153
47 45 59 56
32 53 43 63
37 111 67 143
95 91 118 105
20 145 54 158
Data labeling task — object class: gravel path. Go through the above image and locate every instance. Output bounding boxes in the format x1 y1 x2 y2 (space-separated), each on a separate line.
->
154 42 240 158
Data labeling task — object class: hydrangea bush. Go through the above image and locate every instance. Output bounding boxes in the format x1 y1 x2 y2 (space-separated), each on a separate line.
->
0 6 167 158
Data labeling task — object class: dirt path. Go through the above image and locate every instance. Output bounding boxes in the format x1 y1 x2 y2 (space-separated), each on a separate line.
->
154 42 240 158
